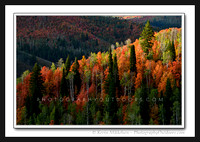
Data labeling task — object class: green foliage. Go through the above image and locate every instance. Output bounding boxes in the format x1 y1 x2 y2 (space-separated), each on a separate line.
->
67 102 77 124
163 40 176 63
171 101 181 125
50 106 56 123
158 103 165 125
127 102 141 125
64 55 70 74
139 20 154 55
116 103 123 124
51 62 56 72
149 118 154 125
90 53 97 68
21 70 30 82
95 111 101 124
103 111 111 125
17 70 30 85
20 106 28 125
57 58 64 68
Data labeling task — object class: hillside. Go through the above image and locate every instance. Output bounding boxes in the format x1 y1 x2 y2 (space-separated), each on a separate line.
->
118 16 181 31
17 50 54 77
16 27 182 125
17 16 143 77
17 16 182 77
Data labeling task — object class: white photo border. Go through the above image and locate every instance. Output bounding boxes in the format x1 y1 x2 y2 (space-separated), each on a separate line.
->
5 5 195 137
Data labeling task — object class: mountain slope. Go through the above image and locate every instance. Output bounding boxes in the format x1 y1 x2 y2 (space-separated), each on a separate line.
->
118 16 182 31
17 16 143 76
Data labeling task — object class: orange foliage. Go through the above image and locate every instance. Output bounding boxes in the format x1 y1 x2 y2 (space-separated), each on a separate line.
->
52 68 62 97
158 71 174 94
17 73 31 108
135 73 143 89
40 66 49 81
152 61 164 87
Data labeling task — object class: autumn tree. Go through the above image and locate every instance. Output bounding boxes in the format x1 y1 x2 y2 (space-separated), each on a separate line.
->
51 62 56 72
57 58 64 68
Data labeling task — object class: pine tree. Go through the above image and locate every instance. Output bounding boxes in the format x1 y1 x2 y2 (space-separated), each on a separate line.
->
29 63 44 116
72 57 81 100
170 41 176 61
107 74 118 124
164 78 173 124
64 55 70 97
130 45 137 73
113 53 121 97
139 20 154 55
60 68 67 97
104 47 118 124
139 81 150 124
104 47 113 94
129 44 137 96
171 101 181 125
64 55 70 74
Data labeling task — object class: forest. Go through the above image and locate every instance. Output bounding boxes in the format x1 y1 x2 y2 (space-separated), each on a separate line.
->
16 18 182 125
17 16 143 77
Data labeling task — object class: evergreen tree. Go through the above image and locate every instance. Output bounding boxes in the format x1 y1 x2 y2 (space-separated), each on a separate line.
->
64 55 70 74
171 86 181 125
129 44 137 96
113 53 121 97
164 78 173 124
108 75 118 124
72 57 81 100
64 55 70 97
28 63 44 116
116 103 124 124
60 68 67 97
108 47 113 75
130 45 137 73
139 20 154 55
104 47 118 124
104 47 113 94
171 101 181 125
139 81 150 124
170 41 176 61
158 91 166 125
